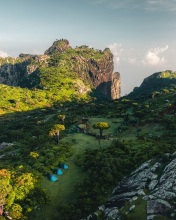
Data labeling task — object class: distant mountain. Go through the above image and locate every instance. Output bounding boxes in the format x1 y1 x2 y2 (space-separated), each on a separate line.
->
0 39 121 100
127 70 176 99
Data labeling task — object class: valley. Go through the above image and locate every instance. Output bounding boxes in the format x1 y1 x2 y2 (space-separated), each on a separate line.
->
0 39 176 220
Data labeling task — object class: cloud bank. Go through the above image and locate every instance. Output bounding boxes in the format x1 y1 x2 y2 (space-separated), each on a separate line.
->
107 43 123 64
0 50 8 58
92 0 176 12
142 45 168 65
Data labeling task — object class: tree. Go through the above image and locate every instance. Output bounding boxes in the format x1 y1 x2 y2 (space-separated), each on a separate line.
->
58 114 66 124
93 122 110 137
49 124 65 144
0 169 12 216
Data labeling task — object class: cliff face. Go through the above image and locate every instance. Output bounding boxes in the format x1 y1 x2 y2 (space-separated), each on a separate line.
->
0 39 121 100
86 49 114 99
0 55 49 86
111 72 121 100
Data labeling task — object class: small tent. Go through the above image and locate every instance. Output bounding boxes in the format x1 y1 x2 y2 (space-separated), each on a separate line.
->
54 168 63 175
49 174 58 182
59 163 69 170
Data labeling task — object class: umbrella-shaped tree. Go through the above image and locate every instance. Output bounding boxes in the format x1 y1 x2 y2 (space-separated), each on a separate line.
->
49 124 65 144
93 122 110 137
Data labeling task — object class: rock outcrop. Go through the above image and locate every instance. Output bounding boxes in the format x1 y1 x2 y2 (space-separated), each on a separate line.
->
85 152 176 220
0 55 49 86
111 72 121 100
44 39 71 55
0 39 121 100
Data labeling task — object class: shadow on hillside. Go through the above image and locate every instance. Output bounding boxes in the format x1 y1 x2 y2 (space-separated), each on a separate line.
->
127 78 176 100
93 81 112 100
0 98 114 144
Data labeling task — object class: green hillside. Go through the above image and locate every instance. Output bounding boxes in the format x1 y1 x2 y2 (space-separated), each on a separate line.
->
0 78 175 219
127 70 176 100
0 41 176 220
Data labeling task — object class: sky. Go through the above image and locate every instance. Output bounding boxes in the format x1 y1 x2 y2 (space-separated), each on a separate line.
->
1 0 176 95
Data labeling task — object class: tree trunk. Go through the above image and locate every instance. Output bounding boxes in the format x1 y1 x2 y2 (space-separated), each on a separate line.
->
57 131 60 144
100 129 103 137
0 205 3 216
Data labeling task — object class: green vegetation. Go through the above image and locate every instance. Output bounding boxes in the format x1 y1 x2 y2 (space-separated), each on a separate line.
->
0 84 175 219
120 197 147 220
127 70 176 100
0 42 176 219
93 122 110 137
49 124 65 144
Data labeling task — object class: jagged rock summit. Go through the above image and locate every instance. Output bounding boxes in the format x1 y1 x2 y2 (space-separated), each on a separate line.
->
0 39 121 100
44 39 71 55
85 152 176 220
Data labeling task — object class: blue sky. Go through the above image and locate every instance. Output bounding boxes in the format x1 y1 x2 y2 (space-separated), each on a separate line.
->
1 0 176 95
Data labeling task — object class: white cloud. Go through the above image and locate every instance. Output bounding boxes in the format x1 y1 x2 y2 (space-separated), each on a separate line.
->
128 57 138 65
146 0 176 12
107 43 123 64
0 50 8 58
91 0 176 12
142 45 168 65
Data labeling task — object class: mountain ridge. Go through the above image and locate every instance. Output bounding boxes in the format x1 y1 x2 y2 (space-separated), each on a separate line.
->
126 70 176 99
0 39 121 100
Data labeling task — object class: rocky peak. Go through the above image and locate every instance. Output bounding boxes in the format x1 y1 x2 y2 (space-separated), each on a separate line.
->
44 39 71 55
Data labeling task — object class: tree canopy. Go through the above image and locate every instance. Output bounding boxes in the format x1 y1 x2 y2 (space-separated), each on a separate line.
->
93 122 110 137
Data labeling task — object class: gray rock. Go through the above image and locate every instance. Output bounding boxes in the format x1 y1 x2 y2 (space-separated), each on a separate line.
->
143 195 149 201
151 174 158 180
129 205 135 211
148 180 158 191
131 196 138 201
147 215 157 220
148 195 157 200
172 151 176 157
163 158 176 173
109 191 137 201
150 162 161 172
137 189 146 196
131 160 152 175
98 205 105 211
85 153 176 220
105 208 119 219
147 199 172 215
170 213 175 217
153 189 176 200
0 142 13 150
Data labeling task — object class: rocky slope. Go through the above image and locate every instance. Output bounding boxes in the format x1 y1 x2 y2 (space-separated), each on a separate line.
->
86 152 176 220
0 39 121 100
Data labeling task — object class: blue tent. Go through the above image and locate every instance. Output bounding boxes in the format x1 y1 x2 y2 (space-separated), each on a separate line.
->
63 164 68 169
59 163 69 170
49 174 58 182
54 168 63 175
